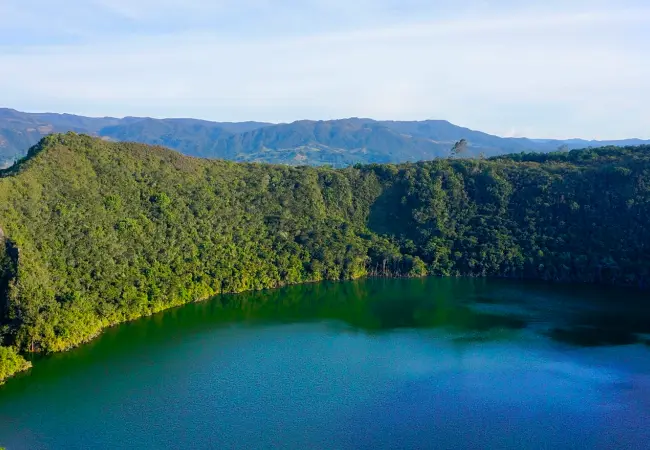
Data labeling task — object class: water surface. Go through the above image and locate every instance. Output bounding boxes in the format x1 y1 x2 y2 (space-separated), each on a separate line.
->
1 278 650 449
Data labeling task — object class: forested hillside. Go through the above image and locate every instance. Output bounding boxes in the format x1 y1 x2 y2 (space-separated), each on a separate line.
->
0 134 649 382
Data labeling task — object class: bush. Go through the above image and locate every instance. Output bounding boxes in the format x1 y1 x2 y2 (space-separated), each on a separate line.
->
0 346 31 384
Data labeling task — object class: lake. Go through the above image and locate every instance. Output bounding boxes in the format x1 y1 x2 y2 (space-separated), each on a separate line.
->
1 278 650 449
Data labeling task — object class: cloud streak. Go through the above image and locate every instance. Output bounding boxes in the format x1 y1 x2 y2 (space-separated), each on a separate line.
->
1 1 649 139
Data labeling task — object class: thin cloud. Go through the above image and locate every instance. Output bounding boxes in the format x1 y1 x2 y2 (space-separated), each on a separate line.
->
1 1 648 139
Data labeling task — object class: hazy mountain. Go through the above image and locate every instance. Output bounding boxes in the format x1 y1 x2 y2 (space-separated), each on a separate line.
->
211 119 457 165
2 108 648 167
533 137 650 148
0 108 270 166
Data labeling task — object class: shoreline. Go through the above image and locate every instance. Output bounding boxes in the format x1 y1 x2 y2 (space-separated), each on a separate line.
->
1 272 647 386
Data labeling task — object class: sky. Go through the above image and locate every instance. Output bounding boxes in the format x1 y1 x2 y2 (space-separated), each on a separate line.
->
1 0 649 139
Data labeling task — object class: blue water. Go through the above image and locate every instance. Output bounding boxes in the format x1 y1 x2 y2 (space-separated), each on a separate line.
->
1 278 649 449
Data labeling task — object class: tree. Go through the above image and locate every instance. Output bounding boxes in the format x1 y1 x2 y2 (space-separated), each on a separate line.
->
1 133 650 368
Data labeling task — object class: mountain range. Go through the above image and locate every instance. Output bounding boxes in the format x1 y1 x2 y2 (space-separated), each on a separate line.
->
2 108 648 167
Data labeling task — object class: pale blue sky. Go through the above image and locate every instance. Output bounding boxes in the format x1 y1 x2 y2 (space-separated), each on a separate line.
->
1 0 649 139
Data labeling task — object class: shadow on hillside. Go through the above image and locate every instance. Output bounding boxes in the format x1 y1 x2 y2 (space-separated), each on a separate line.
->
368 182 411 237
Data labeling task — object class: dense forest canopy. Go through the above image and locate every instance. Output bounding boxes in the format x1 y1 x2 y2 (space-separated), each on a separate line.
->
0 133 649 382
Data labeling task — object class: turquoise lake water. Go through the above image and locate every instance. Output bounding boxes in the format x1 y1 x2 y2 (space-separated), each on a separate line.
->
1 277 649 449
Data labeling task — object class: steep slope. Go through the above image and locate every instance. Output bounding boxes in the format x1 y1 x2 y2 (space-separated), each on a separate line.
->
0 133 390 356
0 135 649 383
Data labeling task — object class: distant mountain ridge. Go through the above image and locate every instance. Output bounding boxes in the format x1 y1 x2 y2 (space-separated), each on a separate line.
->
1 108 648 167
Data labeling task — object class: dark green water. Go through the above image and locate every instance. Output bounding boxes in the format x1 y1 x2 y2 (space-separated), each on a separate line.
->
1 278 650 449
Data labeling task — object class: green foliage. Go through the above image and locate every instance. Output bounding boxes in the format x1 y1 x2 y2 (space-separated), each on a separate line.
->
0 346 31 384
372 148 650 285
0 134 648 363
0 134 384 353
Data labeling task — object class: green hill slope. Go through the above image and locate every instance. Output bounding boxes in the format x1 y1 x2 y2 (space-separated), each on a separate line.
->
1 134 649 381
